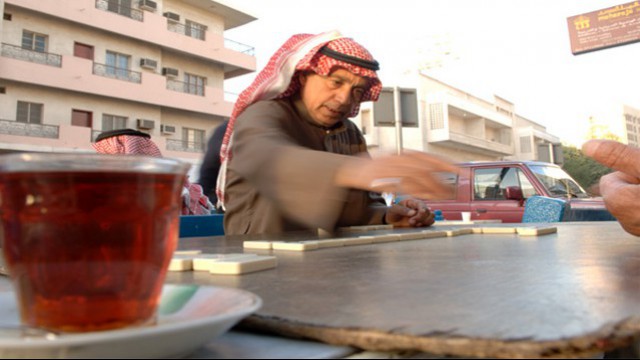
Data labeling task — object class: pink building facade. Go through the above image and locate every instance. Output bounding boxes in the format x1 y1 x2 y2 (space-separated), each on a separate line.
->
0 0 256 177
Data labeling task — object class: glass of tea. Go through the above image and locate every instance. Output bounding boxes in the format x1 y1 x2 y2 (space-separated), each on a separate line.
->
0 153 189 333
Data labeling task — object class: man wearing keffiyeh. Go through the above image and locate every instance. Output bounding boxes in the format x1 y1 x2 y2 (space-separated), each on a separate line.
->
219 30 458 235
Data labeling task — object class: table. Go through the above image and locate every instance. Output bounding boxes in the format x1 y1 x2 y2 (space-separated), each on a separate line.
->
166 221 640 358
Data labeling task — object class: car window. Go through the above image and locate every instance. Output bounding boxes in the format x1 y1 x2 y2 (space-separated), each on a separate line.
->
474 167 529 200
517 170 538 198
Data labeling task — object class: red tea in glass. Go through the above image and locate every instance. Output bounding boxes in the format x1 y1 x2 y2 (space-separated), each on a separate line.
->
0 154 188 332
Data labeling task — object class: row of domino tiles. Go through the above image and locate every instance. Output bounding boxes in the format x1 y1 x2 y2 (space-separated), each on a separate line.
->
169 226 557 275
243 226 558 252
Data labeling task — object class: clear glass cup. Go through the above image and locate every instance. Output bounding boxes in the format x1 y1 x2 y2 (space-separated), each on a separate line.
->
0 153 189 333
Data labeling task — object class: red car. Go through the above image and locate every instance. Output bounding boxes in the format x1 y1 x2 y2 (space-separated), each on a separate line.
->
421 161 613 223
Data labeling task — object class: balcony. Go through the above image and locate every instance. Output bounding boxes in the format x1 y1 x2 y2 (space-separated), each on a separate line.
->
93 63 142 83
0 119 59 139
0 55 234 117
427 100 513 157
94 0 143 21
0 123 205 159
167 22 205 41
5 0 256 78
166 139 204 153
1 43 62 67
224 38 255 56
166 79 204 96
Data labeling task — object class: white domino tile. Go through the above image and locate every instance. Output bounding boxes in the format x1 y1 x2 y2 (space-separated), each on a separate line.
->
481 227 517 234
420 230 448 239
169 254 194 271
317 238 346 248
343 237 374 246
192 253 258 272
243 241 277 250
209 255 278 275
516 226 557 236
272 241 319 251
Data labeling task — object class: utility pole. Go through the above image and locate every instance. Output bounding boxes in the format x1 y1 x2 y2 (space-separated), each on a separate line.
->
393 87 403 155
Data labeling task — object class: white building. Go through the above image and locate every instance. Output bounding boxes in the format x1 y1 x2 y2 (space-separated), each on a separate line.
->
353 71 562 164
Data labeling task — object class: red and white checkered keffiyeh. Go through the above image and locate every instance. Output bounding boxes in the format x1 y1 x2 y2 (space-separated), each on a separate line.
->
92 130 214 215
216 30 382 210
92 132 163 157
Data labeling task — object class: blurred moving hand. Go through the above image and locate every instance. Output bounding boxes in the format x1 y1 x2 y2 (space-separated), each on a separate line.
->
335 150 459 200
334 150 459 228
582 139 640 236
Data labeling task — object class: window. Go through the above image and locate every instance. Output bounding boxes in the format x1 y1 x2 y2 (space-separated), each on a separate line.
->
74 42 94 60
373 88 394 126
474 167 530 200
183 73 205 96
517 171 538 198
182 127 205 150
102 114 127 131
72 110 93 128
107 0 132 17
520 135 532 153
185 20 207 40
16 101 43 124
399 89 418 127
3 13 12 21
429 103 444 130
106 50 130 79
22 30 47 52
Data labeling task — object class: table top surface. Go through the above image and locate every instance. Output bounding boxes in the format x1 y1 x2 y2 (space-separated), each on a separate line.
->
166 221 640 358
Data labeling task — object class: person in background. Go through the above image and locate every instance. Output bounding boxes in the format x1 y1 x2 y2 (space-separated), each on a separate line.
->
582 139 640 236
217 30 458 235
93 128 215 216
198 120 228 212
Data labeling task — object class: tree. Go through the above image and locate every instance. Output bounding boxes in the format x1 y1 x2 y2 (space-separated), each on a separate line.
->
561 145 612 194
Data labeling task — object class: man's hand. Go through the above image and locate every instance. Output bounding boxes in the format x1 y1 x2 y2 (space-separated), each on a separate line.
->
335 150 459 200
582 139 640 236
384 198 435 228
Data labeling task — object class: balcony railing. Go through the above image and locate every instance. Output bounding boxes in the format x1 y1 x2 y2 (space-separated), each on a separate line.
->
95 0 143 21
166 79 205 96
167 23 206 41
1 43 62 67
224 38 255 56
93 63 142 83
166 139 204 153
224 91 239 102
0 119 59 139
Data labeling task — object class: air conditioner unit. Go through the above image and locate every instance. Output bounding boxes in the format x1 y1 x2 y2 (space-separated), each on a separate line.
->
160 124 176 135
139 58 157 69
163 11 180 22
162 67 179 77
139 0 157 11
137 119 155 130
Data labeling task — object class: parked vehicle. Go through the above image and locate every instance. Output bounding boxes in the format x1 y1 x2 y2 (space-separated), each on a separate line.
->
422 161 614 223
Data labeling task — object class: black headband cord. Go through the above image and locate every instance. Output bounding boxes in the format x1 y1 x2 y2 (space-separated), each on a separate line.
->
318 46 380 71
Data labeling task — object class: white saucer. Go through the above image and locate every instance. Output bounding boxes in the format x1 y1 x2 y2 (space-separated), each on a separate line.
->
0 284 261 358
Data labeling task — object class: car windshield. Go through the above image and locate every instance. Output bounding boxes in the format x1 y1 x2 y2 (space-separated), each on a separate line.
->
528 164 589 198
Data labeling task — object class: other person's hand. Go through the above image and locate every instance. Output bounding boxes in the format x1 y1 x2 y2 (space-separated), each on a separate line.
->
384 198 435 228
582 139 640 236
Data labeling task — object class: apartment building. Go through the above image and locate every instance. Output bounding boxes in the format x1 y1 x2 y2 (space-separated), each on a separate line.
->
354 70 562 164
0 0 256 177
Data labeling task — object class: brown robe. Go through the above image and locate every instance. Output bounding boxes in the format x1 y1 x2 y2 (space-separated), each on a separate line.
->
223 97 387 235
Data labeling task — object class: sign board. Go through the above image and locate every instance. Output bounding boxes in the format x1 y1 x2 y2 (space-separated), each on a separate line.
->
567 1 640 55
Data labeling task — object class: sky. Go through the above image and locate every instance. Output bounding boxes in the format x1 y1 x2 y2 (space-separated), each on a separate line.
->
222 0 640 147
